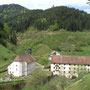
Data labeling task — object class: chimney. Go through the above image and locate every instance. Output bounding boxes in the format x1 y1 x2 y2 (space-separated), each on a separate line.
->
28 48 32 54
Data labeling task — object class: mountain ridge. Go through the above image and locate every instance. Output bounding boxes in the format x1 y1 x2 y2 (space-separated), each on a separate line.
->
0 4 90 32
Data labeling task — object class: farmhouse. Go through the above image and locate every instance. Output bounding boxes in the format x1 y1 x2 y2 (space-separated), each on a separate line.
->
8 49 36 77
49 51 60 60
51 55 90 78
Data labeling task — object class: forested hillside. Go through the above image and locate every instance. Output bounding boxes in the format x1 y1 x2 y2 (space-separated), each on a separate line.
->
0 4 28 22
39 6 90 31
7 10 43 32
1 4 90 33
0 22 17 45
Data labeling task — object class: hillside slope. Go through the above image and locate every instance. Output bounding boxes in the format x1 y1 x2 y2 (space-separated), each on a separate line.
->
0 44 15 72
1 4 90 32
11 6 90 32
66 73 90 90
17 27 90 57
0 4 28 22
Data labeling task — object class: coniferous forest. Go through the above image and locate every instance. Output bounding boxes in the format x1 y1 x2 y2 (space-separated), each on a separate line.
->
0 4 90 45
0 4 90 32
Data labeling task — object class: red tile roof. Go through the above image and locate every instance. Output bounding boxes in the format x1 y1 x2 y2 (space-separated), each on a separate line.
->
51 55 90 65
14 54 35 63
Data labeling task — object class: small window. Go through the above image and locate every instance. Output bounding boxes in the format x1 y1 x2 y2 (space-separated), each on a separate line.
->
16 68 18 71
69 71 70 73
53 71 55 72
69 68 71 70
64 71 65 73
10 71 11 74
64 67 65 69
69 75 70 78
16 65 18 66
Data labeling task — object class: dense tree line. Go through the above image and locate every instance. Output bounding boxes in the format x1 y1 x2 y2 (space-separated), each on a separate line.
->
7 10 43 32
1 4 90 33
0 22 17 45
36 6 90 31
7 6 90 32
0 4 28 22
0 4 29 45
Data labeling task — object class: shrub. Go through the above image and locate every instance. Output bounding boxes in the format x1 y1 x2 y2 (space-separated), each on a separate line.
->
38 56 50 67
49 23 59 31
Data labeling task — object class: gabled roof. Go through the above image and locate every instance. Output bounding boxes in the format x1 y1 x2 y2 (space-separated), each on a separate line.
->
51 55 90 65
14 54 35 63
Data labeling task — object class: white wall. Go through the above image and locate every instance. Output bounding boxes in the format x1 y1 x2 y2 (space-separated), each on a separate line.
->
8 63 14 75
27 62 35 75
51 64 90 78
8 61 27 77
22 62 27 76
8 61 35 77
13 62 22 77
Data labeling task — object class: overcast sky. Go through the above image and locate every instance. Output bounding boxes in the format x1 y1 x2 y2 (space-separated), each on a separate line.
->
0 0 90 13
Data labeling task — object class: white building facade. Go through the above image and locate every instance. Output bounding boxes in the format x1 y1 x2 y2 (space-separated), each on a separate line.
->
51 55 90 78
8 54 35 77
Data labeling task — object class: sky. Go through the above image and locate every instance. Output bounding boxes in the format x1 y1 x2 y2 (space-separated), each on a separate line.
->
0 0 90 13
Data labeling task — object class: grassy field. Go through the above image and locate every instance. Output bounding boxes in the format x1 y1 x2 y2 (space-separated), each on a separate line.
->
66 73 90 90
0 44 15 72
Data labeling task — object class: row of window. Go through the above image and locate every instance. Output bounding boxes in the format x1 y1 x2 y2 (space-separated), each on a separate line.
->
54 66 90 71
53 69 90 74
53 63 90 67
